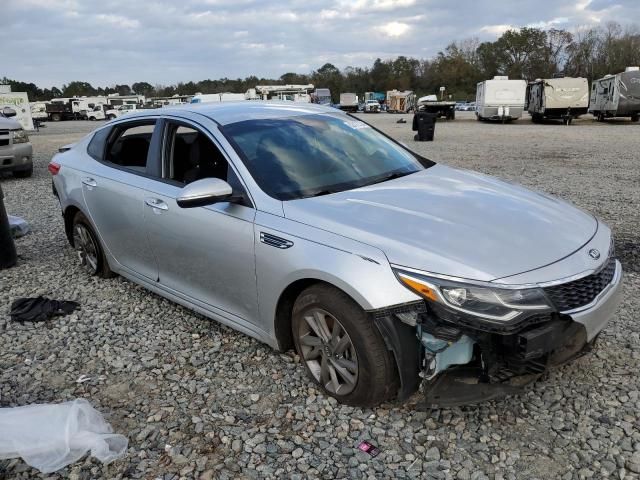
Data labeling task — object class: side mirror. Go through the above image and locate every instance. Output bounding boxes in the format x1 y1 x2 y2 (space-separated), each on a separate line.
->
2 107 17 118
176 178 233 208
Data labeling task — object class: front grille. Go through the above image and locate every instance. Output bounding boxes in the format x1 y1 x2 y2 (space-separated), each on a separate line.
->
0 139 9 147
543 257 616 311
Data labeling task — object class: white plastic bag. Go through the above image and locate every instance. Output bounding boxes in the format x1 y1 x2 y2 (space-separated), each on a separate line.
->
0 398 128 473
8 215 29 238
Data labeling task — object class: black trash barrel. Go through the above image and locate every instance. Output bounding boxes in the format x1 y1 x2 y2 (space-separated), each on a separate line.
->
0 183 18 269
412 112 437 141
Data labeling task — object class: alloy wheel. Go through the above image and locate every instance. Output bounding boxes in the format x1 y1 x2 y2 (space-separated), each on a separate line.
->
73 224 99 274
297 308 358 395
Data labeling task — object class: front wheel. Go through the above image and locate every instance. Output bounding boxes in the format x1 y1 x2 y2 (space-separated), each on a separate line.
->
292 284 398 407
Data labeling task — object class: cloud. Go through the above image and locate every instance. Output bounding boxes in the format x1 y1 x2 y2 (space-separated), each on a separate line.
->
378 21 411 37
1 0 639 87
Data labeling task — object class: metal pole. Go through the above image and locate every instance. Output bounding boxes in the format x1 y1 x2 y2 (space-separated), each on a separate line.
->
0 182 18 269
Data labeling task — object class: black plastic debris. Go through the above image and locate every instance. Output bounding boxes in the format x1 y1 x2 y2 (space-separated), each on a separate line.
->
396 118 407 124
357 440 380 457
10 297 79 323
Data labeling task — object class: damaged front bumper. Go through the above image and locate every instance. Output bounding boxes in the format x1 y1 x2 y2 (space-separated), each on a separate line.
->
372 260 623 407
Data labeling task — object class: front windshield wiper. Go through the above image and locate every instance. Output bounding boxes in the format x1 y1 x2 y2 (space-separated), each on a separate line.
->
306 189 336 198
363 170 416 187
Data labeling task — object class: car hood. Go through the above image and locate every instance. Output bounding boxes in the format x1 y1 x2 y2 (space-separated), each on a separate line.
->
0 117 22 129
283 165 597 281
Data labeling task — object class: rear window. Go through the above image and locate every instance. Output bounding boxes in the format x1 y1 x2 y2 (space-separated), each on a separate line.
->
87 127 111 161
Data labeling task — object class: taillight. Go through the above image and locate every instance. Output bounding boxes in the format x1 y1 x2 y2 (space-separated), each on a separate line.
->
48 162 61 175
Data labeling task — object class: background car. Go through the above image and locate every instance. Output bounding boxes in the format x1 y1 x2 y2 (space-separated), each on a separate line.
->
0 107 33 178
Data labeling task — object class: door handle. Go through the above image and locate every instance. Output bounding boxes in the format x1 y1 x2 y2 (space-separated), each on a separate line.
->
82 177 97 187
145 198 169 211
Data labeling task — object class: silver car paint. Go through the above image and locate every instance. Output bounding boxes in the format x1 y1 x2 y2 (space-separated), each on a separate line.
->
52 102 622 353
283 165 597 282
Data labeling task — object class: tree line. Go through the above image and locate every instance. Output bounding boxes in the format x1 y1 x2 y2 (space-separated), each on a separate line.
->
3 22 638 103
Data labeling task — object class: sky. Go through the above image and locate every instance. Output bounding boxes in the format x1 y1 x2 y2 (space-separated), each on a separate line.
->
2 0 638 87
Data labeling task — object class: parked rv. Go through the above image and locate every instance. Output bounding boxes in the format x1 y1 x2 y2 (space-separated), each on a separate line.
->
339 93 359 112
0 88 35 130
191 93 248 104
387 90 416 113
589 67 640 122
255 85 314 103
30 102 49 120
475 76 526 122
527 77 589 125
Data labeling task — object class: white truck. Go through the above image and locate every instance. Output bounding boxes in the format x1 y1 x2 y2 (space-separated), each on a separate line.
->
589 67 640 122
339 93 359 112
527 77 589 125
475 76 527 122
104 104 139 120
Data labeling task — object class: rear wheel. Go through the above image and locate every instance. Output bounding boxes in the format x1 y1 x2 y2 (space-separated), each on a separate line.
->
71 211 114 278
631 114 639 123
51 113 61 122
292 284 398 407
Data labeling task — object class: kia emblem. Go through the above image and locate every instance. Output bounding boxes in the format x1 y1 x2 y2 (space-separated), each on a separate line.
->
588 248 601 260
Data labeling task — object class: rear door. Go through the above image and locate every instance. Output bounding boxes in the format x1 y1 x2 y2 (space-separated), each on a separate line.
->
81 119 161 280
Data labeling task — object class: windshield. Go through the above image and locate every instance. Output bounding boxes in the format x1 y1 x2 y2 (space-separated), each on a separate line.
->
222 113 426 200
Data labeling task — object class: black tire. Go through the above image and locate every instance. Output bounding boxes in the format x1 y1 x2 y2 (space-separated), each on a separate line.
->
107 114 116 120
51 113 61 122
292 284 398 407
13 166 33 178
631 114 639 123
71 211 114 278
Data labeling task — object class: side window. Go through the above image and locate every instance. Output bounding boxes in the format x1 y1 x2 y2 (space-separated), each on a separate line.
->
87 127 111 161
105 122 155 172
165 125 229 185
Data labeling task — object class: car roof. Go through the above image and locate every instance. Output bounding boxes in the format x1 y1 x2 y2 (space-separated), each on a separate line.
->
127 101 343 126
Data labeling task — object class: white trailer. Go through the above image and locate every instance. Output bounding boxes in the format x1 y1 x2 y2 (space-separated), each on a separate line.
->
527 77 589 125
589 67 640 122
256 85 314 103
0 90 35 130
475 76 526 122
339 93 358 112
190 93 249 104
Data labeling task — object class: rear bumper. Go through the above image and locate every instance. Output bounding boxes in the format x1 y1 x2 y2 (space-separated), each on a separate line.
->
565 259 623 341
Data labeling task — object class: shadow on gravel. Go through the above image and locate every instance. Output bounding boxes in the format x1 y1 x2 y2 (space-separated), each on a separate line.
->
616 235 640 274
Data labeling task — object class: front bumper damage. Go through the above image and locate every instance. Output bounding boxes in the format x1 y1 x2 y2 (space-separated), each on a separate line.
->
372 259 623 407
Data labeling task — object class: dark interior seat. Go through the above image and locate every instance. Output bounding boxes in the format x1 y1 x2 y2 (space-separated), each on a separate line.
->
183 135 228 184
117 136 149 167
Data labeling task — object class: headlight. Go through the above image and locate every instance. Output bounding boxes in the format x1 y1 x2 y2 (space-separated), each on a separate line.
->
12 129 29 144
394 269 553 323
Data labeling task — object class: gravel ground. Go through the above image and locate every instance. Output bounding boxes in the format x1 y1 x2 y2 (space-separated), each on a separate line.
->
0 114 638 480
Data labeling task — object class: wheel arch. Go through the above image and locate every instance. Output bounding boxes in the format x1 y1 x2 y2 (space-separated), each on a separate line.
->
273 277 369 352
63 204 82 245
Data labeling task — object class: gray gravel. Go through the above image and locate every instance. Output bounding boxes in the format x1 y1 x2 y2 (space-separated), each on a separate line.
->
0 115 639 480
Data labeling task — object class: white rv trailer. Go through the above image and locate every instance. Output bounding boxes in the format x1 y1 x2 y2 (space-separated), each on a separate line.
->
475 76 527 122
589 67 640 122
386 90 416 113
190 93 249 104
0 88 35 130
255 85 314 102
527 77 589 125
30 102 49 120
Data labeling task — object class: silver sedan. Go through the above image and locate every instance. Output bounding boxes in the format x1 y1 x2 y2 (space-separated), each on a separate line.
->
50 102 623 407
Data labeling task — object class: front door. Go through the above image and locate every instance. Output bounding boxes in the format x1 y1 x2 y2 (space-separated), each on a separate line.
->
143 121 259 324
